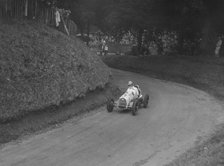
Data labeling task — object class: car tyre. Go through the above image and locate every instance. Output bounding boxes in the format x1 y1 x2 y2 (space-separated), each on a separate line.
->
132 100 139 116
143 94 149 108
107 99 114 112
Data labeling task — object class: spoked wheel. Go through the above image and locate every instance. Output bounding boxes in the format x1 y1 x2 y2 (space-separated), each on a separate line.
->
132 100 139 116
107 99 114 112
143 94 149 108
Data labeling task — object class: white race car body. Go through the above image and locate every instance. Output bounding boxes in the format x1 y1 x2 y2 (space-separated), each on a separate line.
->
116 86 141 109
106 86 149 115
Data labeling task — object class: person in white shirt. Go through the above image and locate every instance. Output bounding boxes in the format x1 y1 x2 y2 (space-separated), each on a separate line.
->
126 81 142 99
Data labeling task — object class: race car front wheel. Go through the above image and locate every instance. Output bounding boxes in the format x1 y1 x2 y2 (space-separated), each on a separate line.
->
107 99 114 112
132 100 139 116
143 94 149 108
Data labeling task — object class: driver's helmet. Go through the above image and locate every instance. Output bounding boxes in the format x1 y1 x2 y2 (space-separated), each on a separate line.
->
128 81 133 87
135 85 140 89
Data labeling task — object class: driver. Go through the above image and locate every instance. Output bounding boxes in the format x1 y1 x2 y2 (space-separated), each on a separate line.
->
134 84 142 98
127 81 142 98
127 81 134 89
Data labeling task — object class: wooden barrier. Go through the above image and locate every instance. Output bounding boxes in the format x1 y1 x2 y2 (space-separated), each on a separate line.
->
0 0 77 36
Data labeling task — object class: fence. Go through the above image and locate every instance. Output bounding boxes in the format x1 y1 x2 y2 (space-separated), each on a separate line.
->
0 0 77 36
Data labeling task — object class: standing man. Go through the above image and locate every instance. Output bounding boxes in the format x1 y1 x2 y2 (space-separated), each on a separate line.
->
101 39 106 56
104 44 109 56
215 36 223 57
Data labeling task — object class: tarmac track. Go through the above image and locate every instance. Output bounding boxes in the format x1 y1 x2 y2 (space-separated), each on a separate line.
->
0 69 223 166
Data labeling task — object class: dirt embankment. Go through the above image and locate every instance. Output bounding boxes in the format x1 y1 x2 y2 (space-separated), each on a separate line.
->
0 19 111 121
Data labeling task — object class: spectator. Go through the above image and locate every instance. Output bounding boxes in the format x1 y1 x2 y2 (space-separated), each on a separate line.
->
215 36 223 57
101 39 106 56
104 44 109 55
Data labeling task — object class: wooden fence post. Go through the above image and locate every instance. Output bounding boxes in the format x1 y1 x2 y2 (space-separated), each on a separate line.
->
61 14 70 36
24 0 26 17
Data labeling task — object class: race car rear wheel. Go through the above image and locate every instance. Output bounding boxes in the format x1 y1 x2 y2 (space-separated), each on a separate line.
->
107 99 114 112
143 94 149 108
132 100 139 116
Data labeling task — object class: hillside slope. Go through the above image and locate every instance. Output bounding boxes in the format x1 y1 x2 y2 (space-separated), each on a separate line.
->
0 19 111 121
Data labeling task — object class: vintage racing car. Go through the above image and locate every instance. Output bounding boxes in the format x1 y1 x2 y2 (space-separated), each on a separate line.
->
106 86 149 115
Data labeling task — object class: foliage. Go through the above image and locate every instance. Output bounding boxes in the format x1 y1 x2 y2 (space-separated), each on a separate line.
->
3 0 224 55
59 0 224 55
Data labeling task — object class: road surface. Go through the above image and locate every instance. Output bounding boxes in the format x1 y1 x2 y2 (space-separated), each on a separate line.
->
0 69 223 166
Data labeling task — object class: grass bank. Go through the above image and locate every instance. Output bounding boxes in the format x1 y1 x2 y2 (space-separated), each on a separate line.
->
0 18 110 121
0 18 117 146
102 54 224 166
165 124 224 166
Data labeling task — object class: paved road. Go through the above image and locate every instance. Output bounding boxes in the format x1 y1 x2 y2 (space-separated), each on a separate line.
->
0 69 223 166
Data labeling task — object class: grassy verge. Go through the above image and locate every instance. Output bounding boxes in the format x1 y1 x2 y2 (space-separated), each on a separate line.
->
0 19 111 121
102 55 224 100
165 125 224 166
102 54 224 166
0 83 121 146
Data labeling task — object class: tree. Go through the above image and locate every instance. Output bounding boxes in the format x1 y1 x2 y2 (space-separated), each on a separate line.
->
199 0 224 56
55 0 224 56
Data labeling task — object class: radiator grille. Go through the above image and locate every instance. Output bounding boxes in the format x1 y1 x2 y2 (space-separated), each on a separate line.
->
118 98 126 108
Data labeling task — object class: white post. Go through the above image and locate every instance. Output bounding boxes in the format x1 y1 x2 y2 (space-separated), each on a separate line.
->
24 0 28 16
215 38 222 57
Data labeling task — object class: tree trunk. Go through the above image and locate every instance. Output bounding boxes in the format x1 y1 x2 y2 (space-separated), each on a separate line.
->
80 25 84 38
61 14 70 36
86 19 90 46
137 29 143 54
178 31 184 54
25 0 28 17
200 20 217 56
